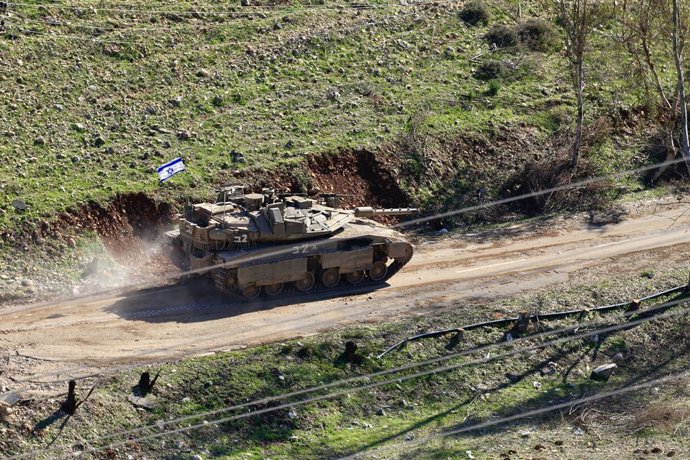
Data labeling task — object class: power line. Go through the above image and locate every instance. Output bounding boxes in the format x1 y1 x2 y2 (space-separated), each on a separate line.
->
342 370 690 459
11 295 689 459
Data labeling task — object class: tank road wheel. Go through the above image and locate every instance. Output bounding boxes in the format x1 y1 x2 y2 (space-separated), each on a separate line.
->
321 268 340 288
295 272 316 292
264 283 284 296
345 270 365 285
368 261 388 282
241 285 261 299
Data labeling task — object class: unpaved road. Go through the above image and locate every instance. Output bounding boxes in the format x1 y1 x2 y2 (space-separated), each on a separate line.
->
1 201 689 388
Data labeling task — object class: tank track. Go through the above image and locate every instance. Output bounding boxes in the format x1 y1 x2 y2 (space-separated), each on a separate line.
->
211 254 412 301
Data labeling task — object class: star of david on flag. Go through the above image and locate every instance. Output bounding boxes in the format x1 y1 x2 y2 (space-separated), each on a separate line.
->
157 157 186 183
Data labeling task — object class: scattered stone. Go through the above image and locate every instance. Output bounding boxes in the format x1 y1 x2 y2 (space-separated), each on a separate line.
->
285 139 294 149
192 455 203 460
554 440 564 446
34 136 46 145
287 409 298 419
465 450 474 459
506 372 522 383
93 135 106 147
196 69 210 78
71 156 81 163
145 105 157 115
11 199 27 211
241 0 250 5
613 352 624 362
532 381 542 390
20 279 33 287
376 408 386 416
212 95 223 107
273 22 282 30
128 395 158 410
169 96 183 107
104 146 115 154
72 123 86 132
278 375 285 381
519 430 531 438
0 391 21 408
177 131 191 141
590 363 617 381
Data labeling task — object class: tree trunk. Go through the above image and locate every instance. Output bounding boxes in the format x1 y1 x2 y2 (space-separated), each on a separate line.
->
673 0 690 175
572 58 585 171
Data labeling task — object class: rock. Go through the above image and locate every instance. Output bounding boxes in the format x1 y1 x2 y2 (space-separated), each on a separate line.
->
0 391 22 407
192 455 203 460
128 395 159 410
466 450 475 459
196 69 210 78
287 409 297 419
11 199 27 211
532 381 542 390
376 408 386 416
506 372 522 383
169 96 183 107
145 105 157 114
212 95 223 107
520 430 531 438
21 279 33 287
613 352 624 362
273 22 282 30
34 136 46 145
72 123 86 132
71 156 81 163
285 139 294 149
278 375 285 381
93 135 106 147
177 131 191 140
104 146 115 154
241 0 250 5
591 363 617 381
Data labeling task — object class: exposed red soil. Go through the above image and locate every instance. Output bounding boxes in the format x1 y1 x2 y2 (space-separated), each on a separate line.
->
306 150 409 209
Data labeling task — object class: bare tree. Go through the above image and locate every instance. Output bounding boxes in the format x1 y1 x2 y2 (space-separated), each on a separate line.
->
557 0 594 171
672 0 690 175
618 0 688 181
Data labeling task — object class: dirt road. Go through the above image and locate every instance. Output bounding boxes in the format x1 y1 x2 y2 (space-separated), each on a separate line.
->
1 200 689 388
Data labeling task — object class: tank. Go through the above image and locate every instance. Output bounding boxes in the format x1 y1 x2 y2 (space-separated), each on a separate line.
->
165 185 417 299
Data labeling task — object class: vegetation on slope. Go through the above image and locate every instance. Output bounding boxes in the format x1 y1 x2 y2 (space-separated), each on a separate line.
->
0 0 687 240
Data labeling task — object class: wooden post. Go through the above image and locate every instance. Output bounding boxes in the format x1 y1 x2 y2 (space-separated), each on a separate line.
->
343 341 358 363
61 380 78 415
516 312 530 334
628 299 641 312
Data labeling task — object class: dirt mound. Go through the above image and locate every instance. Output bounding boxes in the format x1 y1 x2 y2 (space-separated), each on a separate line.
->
307 150 409 209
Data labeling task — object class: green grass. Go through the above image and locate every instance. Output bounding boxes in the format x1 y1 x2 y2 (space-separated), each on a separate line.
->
5 264 690 458
0 0 681 237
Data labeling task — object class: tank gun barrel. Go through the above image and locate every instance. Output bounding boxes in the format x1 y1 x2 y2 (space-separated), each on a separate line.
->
354 206 419 217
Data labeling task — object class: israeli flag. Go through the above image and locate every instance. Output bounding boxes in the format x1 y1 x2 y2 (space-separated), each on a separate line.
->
157 157 186 183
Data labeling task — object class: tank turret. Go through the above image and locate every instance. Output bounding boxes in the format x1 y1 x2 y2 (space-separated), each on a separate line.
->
166 186 416 299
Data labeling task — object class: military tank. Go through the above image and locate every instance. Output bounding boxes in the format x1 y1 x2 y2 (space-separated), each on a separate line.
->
165 185 417 299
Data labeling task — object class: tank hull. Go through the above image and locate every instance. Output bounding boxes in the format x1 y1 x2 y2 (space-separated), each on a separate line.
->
169 218 413 299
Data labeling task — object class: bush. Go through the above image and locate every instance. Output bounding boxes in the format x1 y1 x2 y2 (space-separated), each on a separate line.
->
517 18 559 52
459 1 490 26
486 79 501 96
474 60 506 80
485 24 518 49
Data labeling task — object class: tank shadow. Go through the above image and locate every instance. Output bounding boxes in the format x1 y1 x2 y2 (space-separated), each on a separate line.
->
106 276 390 324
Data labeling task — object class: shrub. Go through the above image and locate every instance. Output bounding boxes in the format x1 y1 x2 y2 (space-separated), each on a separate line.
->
485 24 518 49
474 60 505 80
459 1 490 26
517 18 559 52
486 79 501 96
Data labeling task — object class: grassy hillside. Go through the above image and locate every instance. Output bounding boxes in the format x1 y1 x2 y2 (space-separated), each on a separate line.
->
0 0 678 238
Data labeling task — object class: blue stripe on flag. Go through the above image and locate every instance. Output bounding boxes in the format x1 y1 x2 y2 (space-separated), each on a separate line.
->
157 157 183 172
